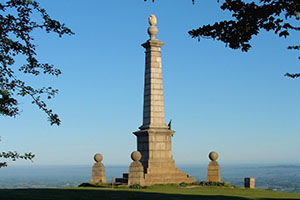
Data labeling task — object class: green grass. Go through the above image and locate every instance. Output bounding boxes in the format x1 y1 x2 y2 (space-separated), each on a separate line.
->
1 184 300 200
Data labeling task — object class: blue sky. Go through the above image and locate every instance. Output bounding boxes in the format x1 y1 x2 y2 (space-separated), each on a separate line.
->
1 0 300 167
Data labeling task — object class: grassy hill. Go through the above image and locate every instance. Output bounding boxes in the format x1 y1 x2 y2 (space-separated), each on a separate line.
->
1 184 300 200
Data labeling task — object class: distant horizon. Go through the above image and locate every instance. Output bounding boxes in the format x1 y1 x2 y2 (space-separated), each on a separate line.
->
3 163 300 168
1 164 300 192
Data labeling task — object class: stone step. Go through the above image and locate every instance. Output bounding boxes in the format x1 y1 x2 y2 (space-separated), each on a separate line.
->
146 167 186 175
115 178 128 184
115 173 129 184
144 177 195 185
122 173 129 178
145 173 189 179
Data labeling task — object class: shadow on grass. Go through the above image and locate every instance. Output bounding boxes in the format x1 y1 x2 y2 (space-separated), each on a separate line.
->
0 189 299 200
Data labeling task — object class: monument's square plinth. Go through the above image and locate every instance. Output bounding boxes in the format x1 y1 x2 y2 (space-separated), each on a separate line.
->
134 128 194 185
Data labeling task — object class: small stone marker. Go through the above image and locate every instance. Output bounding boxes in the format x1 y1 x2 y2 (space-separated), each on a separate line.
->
91 153 106 184
128 151 145 186
244 177 255 189
207 151 221 182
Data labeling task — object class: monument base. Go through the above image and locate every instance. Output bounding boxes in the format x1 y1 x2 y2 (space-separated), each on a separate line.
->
143 167 195 185
135 127 195 185
116 127 195 185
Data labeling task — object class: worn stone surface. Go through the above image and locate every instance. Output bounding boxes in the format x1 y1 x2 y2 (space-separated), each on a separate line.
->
131 15 195 185
148 14 157 26
91 154 106 184
131 151 142 161
128 160 145 185
244 177 255 189
94 153 103 162
139 39 167 131
207 152 221 182
207 160 221 182
209 152 218 161
148 15 158 40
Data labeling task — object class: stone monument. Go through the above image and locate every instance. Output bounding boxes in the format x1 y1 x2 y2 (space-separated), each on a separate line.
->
207 151 221 182
244 177 255 189
128 151 145 186
91 153 106 184
131 14 195 185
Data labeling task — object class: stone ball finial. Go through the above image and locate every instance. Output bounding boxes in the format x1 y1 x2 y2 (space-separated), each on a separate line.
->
94 153 103 162
209 151 218 161
148 14 157 26
131 151 142 161
147 14 158 40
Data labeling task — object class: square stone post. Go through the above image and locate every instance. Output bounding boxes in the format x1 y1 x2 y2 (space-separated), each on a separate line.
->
244 177 255 189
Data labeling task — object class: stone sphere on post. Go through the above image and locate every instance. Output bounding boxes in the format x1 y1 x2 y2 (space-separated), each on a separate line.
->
131 151 142 161
209 151 218 161
94 153 103 162
207 151 221 182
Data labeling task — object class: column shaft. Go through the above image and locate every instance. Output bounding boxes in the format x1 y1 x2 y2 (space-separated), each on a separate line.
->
141 40 167 130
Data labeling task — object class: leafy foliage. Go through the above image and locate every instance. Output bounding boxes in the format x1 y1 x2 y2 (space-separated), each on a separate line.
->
188 0 300 78
1 0 73 168
179 181 231 187
0 150 34 168
0 0 73 125
130 184 144 189
78 182 115 188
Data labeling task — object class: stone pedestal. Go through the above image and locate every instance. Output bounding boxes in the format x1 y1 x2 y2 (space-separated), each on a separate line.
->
128 151 145 185
244 177 255 189
91 153 106 184
207 161 221 182
207 152 221 182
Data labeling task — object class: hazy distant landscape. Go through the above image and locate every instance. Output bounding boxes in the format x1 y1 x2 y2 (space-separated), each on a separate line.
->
0 164 299 193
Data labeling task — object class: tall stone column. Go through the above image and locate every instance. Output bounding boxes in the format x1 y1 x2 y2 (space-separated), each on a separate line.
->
139 21 168 130
133 15 195 185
